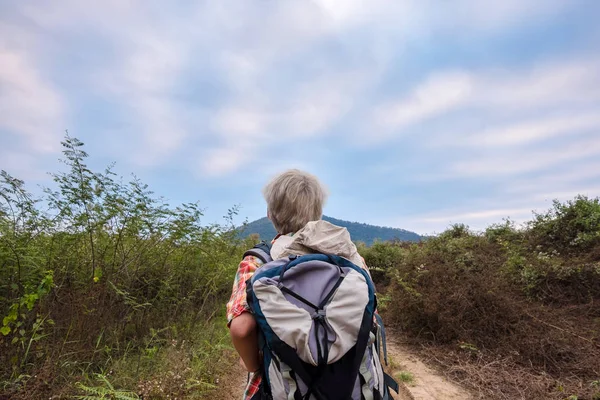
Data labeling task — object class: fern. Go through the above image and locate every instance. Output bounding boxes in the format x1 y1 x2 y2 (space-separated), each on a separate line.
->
73 374 139 400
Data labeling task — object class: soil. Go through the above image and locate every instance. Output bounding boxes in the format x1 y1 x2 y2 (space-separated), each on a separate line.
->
384 330 472 400
212 350 247 400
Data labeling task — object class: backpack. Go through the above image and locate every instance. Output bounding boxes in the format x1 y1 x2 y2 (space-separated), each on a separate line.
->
244 242 398 400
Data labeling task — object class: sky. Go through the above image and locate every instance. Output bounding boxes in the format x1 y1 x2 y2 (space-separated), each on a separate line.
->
1 0 599 235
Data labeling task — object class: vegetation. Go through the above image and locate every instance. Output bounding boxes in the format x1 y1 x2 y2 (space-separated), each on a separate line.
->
0 135 250 399
241 215 422 245
2 134 599 400
395 371 415 385
362 198 600 400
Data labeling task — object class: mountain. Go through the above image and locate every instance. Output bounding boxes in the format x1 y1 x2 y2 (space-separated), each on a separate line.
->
239 215 421 245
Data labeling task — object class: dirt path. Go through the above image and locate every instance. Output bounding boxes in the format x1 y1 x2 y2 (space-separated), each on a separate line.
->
213 351 247 400
384 331 472 400
214 332 471 400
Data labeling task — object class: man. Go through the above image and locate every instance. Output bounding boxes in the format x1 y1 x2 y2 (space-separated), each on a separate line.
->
227 169 383 400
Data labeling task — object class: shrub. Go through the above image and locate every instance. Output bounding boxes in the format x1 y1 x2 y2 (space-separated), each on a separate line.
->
382 201 600 399
0 134 247 398
385 231 516 345
484 218 524 245
361 240 406 286
528 195 600 257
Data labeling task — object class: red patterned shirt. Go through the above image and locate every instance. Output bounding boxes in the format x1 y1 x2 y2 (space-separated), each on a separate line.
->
226 254 264 327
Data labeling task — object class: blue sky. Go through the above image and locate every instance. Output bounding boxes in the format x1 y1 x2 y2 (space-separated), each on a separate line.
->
1 0 599 235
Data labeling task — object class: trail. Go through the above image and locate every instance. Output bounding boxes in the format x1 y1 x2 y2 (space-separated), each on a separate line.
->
384 330 472 400
213 331 471 400
213 354 247 400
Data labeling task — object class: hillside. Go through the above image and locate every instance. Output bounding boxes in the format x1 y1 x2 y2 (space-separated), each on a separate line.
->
239 215 421 245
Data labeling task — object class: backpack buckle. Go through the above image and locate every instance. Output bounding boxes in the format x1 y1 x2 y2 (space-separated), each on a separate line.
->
311 309 326 322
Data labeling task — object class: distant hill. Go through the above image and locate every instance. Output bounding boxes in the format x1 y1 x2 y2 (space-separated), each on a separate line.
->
239 215 421 245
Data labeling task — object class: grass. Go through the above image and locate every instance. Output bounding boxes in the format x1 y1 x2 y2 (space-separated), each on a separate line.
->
386 355 416 388
395 371 415 385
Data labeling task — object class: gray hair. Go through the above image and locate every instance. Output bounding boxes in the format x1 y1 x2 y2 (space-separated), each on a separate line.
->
263 169 328 234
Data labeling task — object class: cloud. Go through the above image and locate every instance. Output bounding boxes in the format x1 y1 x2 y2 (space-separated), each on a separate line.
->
421 207 534 224
313 0 569 33
398 156 600 234
484 59 600 109
531 187 600 202
398 184 592 233
0 47 64 153
2 0 599 232
3 0 192 167
87 20 191 166
367 53 600 191
397 205 536 234
5 0 587 174
204 60 381 176
200 143 254 178
449 0 569 31
0 150 48 181
451 113 600 148
14 0 351 171
507 165 600 196
371 56 600 136
371 71 472 138
212 108 268 139
449 135 600 178
196 0 578 177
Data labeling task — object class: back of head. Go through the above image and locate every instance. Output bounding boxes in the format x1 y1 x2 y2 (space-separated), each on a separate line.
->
263 169 328 235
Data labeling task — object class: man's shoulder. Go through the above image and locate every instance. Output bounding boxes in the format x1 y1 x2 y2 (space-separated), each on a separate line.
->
241 254 265 267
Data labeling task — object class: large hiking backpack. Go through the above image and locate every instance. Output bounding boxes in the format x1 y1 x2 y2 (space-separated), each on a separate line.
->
245 242 398 400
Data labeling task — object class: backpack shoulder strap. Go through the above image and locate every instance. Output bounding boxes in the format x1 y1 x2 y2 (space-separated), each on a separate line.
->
243 241 273 264
374 313 399 397
374 313 389 365
383 372 399 398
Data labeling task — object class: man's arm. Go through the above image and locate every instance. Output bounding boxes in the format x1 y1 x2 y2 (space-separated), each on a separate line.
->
230 312 260 372
226 255 263 373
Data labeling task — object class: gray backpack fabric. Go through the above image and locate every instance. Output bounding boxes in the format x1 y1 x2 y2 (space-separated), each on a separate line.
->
244 242 398 400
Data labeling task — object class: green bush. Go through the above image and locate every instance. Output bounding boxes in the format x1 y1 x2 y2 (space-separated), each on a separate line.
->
360 240 407 285
484 218 524 245
0 135 248 398
528 195 600 256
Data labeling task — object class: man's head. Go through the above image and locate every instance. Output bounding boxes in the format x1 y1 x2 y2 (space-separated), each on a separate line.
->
263 169 328 234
